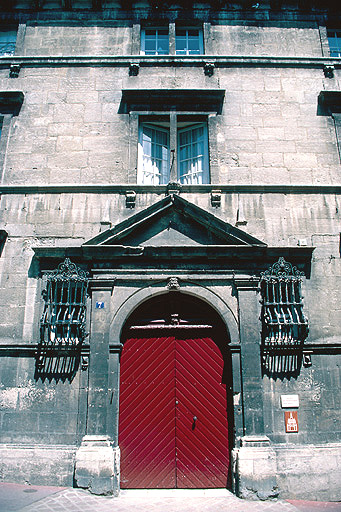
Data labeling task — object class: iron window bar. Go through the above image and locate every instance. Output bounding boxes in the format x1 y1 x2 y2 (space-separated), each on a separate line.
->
260 257 308 348
40 258 89 352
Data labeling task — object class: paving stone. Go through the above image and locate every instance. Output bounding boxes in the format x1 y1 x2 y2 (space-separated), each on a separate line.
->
19 488 300 512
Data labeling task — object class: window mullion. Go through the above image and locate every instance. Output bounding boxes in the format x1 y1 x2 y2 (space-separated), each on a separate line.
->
169 112 177 182
169 23 176 55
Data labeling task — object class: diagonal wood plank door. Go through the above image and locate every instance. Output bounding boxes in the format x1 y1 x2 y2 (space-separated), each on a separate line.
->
175 336 229 488
119 333 229 489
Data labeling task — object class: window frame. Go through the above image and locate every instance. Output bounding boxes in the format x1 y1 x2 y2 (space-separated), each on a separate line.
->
140 24 204 56
137 117 210 185
138 122 171 185
0 26 17 56
140 27 170 56
327 29 341 57
177 122 209 185
175 27 204 56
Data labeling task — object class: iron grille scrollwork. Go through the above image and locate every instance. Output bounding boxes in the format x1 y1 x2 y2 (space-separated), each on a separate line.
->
260 257 308 346
36 259 89 381
40 258 89 347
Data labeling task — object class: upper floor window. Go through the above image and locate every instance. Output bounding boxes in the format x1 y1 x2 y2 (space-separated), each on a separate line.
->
0 27 17 56
141 28 169 56
140 25 204 56
138 118 209 185
327 29 341 57
175 28 203 55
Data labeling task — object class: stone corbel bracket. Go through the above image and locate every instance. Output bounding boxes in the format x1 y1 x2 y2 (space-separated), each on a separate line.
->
204 62 215 77
324 65 335 79
125 190 136 208
211 189 221 207
129 63 139 76
9 64 21 78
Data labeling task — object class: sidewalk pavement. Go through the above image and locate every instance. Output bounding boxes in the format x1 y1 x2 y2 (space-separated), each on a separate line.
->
0 483 340 512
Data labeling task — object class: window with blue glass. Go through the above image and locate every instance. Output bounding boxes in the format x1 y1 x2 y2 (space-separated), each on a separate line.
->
327 29 341 57
0 27 17 56
141 28 169 55
175 28 203 55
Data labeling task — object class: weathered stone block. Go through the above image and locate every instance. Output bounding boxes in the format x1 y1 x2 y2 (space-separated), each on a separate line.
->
234 436 279 501
74 435 120 496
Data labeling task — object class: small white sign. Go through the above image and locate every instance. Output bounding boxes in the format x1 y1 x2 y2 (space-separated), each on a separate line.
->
281 395 299 408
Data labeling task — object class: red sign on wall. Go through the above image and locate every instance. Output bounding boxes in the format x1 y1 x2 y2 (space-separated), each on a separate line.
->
285 411 299 432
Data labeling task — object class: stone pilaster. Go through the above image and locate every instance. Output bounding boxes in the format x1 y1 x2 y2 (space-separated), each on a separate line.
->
74 282 120 495
233 278 278 500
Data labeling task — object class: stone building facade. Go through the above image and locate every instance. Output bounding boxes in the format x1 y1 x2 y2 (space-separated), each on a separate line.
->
0 0 340 501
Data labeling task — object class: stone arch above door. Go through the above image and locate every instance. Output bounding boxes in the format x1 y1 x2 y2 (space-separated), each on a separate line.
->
109 283 239 346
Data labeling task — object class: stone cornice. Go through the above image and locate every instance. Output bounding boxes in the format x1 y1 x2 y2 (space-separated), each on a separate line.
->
0 55 340 70
1 341 340 356
1 184 341 195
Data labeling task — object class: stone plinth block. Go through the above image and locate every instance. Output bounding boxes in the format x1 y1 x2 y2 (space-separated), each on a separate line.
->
74 435 120 496
234 435 279 501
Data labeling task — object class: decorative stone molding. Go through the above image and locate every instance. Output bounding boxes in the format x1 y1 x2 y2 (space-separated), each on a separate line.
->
125 190 136 208
166 182 181 195
129 63 139 76
210 189 221 207
167 277 180 291
74 436 120 496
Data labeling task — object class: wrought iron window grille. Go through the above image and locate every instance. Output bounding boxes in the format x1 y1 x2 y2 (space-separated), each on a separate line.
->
36 259 89 381
260 257 309 378
260 257 308 347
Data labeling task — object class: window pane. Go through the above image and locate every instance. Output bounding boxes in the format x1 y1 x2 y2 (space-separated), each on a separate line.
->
145 40 156 51
141 125 170 185
178 124 208 185
327 29 341 57
157 38 169 54
176 37 187 53
176 28 202 55
0 29 17 56
188 37 200 53
143 28 169 55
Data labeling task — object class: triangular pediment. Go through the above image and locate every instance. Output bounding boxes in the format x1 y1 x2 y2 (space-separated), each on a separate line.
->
83 195 266 248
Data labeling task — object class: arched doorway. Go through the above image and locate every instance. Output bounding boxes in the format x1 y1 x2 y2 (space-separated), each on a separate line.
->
119 293 234 489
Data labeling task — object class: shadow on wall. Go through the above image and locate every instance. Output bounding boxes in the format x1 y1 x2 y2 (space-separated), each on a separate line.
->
34 346 82 383
261 342 305 380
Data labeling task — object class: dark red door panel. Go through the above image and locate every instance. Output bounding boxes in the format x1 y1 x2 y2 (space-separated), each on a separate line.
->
119 333 230 489
175 337 229 488
119 337 176 488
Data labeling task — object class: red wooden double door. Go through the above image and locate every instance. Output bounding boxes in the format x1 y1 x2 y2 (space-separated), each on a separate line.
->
119 333 230 489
